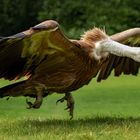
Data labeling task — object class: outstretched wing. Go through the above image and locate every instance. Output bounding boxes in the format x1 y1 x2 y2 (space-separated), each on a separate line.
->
0 20 75 80
97 28 140 82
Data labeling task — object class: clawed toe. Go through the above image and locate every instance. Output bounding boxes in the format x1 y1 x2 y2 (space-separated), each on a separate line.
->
56 97 65 104
65 99 74 120
26 94 43 109
65 107 74 120
26 98 34 109
57 92 74 119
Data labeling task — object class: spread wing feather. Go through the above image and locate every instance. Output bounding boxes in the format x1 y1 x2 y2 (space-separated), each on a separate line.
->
97 28 140 82
0 20 75 80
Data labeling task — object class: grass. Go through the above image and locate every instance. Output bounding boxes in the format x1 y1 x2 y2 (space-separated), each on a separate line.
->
0 75 140 139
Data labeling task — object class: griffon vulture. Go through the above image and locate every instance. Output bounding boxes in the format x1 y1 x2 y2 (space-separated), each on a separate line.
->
0 20 140 119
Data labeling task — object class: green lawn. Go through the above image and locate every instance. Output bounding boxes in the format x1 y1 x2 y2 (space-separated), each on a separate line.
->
0 75 140 140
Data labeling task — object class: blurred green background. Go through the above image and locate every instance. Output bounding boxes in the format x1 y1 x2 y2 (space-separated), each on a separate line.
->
0 0 139 38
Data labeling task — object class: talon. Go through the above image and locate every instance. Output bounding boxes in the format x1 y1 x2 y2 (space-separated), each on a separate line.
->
67 104 74 120
26 98 33 109
69 101 74 120
32 94 43 109
66 93 74 120
64 107 69 110
56 97 65 104
26 95 42 109
25 83 46 109
57 92 74 119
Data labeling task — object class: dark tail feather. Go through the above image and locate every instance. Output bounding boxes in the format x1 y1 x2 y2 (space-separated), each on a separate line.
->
0 80 26 98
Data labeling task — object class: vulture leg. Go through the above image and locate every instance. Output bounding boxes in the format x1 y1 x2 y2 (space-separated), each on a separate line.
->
26 94 43 109
26 82 47 109
56 92 74 119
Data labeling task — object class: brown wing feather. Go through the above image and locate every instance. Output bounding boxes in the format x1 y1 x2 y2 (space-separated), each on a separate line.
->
97 28 140 82
0 20 76 81
0 37 26 80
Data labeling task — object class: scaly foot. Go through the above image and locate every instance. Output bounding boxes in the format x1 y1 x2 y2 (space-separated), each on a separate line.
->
56 92 74 120
25 82 47 109
26 94 43 109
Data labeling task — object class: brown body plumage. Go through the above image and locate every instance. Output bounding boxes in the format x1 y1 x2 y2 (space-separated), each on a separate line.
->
0 20 140 119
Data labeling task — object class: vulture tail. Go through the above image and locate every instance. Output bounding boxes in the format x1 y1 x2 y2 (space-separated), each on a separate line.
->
0 80 27 98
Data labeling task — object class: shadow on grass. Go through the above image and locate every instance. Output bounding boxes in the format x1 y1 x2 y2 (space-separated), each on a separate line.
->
1 116 140 136
22 116 140 125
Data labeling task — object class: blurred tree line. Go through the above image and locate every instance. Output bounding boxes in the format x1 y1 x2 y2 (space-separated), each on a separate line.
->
0 0 139 38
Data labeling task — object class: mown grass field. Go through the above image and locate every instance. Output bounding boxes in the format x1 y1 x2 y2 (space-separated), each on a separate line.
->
0 75 140 140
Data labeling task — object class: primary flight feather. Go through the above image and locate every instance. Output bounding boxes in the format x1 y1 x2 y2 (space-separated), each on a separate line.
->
0 20 140 119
